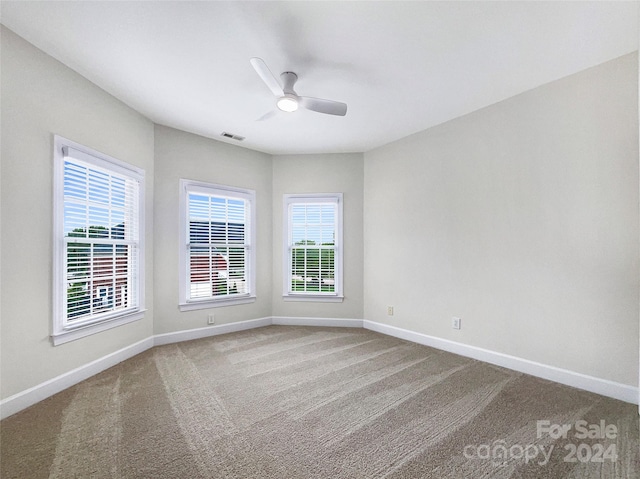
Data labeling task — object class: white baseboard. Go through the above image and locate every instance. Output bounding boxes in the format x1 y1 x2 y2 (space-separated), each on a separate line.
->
363 320 639 405
0 337 154 420
153 317 272 346
272 316 363 328
0 316 361 419
3 316 636 420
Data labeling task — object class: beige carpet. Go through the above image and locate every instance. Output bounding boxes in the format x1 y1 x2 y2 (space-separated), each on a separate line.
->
1 325 638 478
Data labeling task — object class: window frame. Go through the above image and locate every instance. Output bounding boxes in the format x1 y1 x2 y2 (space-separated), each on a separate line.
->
283 193 344 302
52 135 146 346
178 179 257 311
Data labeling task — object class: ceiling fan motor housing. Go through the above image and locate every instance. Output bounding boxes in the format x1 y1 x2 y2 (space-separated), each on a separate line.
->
280 71 298 94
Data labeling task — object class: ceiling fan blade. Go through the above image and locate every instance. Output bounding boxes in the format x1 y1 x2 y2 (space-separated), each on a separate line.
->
256 110 278 121
250 58 283 97
299 96 347 116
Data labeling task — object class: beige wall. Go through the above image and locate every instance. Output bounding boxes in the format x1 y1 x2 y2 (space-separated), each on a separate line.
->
364 53 639 387
272 154 365 319
0 27 155 398
1 24 637 404
153 125 273 334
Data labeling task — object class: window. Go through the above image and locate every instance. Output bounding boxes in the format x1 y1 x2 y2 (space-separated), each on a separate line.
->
53 136 145 345
179 180 256 310
283 194 343 302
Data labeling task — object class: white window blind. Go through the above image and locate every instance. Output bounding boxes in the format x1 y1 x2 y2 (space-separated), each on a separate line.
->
284 194 343 301
179 180 256 310
53 137 145 345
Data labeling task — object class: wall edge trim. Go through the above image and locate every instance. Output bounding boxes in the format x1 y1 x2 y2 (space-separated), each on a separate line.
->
272 316 363 328
153 317 272 346
0 336 154 420
363 320 639 405
3 317 636 420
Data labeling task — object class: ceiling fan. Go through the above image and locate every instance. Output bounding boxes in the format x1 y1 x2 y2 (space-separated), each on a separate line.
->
250 57 347 117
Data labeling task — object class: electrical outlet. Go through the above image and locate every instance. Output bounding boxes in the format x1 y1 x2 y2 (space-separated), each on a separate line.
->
207 314 215 325
452 317 461 330
387 306 394 316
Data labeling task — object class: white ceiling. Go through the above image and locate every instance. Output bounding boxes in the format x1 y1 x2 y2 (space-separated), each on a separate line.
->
1 1 638 155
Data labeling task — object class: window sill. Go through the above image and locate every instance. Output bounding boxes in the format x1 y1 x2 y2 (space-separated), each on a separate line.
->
282 294 344 303
179 295 256 311
51 310 146 346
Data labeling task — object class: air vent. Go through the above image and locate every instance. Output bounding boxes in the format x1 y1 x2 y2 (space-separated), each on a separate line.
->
221 132 245 142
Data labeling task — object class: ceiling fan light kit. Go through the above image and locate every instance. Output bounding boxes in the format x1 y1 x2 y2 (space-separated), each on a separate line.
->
250 57 347 117
277 94 299 112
